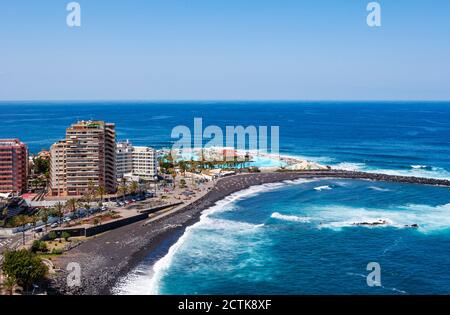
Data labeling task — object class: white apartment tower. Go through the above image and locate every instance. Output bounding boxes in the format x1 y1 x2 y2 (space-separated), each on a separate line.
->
132 146 157 179
115 142 157 180
116 140 134 178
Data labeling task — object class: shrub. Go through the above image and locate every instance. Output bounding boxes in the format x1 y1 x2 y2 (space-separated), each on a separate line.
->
61 231 71 242
51 248 63 255
1 249 48 290
31 240 48 253
47 231 57 240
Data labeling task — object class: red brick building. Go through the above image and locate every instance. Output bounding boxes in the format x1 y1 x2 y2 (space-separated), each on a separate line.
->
0 139 28 194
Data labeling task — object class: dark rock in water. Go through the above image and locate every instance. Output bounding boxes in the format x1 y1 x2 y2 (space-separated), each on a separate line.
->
352 219 387 226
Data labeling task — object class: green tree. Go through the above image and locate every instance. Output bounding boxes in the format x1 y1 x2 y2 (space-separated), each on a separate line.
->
47 231 57 241
178 160 188 176
66 198 78 216
53 202 65 225
2 249 48 291
40 209 49 232
97 185 106 203
13 215 30 245
129 181 139 195
33 157 50 175
83 203 91 216
31 240 48 253
118 178 128 201
61 231 71 242
1 275 17 295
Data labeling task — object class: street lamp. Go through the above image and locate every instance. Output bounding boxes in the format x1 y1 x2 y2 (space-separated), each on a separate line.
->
153 175 158 197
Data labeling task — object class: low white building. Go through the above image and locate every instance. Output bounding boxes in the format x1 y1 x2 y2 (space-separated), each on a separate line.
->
133 146 157 179
116 141 157 180
116 141 134 178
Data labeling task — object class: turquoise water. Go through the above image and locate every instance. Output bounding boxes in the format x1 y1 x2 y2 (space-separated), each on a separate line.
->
176 150 285 168
114 179 450 295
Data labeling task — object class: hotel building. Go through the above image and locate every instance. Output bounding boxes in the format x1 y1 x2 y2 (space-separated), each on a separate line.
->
133 146 157 179
116 140 134 178
50 121 116 196
116 141 157 180
0 139 28 194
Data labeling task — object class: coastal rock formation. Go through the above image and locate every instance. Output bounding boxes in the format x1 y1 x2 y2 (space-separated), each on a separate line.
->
352 219 388 226
286 161 329 171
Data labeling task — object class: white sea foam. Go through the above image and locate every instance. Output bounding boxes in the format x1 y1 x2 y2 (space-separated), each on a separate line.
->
320 218 395 229
370 166 450 180
332 162 366 171
329 160 450 180
270 212 311 223
411 165 429 169
368 186 392 192
314 203 450 232
314 185 332 191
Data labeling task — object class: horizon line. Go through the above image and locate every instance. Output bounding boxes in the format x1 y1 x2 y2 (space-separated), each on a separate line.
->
1 99 450 103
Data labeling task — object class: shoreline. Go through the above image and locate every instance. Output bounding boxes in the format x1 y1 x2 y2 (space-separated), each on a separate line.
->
48 170 450 295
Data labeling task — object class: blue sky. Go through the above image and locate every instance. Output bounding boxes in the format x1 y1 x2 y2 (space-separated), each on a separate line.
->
0 0 449 101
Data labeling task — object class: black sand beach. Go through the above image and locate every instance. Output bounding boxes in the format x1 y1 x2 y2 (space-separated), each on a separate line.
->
48 171 450 295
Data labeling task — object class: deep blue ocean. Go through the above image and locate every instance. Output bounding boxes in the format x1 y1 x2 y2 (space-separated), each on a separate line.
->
1 101 450 294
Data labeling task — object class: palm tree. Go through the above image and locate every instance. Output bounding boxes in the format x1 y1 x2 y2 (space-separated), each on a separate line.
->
117 186 127 202
14 215 30 245
87 180 97 203
66 198 78 216
97 185 106 204
40 209 49 233
171 170 177 189
119 178 128 201
129 181 139 195
178 161 188 176
29 215 39 239
83 203 91 217
54 202 65 225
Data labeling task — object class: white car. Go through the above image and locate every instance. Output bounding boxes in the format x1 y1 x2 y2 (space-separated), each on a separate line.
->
50 223 58 228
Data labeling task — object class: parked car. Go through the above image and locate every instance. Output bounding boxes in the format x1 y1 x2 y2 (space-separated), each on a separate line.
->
50 223 58 228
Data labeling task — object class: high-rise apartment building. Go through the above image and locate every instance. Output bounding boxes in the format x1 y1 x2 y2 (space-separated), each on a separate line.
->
50 121 116 196
0 139 28 194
